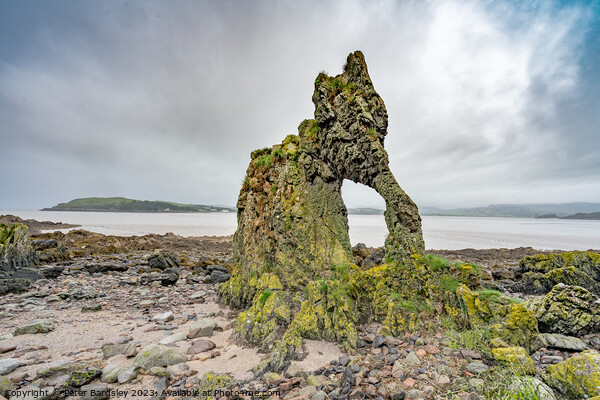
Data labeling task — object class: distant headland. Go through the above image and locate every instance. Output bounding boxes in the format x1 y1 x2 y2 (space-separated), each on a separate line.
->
42 197 235 213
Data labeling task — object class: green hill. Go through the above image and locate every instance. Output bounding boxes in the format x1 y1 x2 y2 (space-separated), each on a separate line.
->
421 203 600 218
42 197 235 213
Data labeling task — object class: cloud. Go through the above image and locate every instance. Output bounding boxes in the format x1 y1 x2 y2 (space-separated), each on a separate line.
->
0 0 598 210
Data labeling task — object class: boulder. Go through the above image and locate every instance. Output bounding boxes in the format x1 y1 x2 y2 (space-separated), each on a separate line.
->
543 350 600 399
526 284 600 336
132 344 187 370
492 347 536 375
148 251 179 270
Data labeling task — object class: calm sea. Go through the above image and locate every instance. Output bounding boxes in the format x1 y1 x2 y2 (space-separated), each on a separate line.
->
2 210 599 250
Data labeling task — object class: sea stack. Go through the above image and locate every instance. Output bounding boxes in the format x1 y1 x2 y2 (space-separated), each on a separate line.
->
220 51 424 374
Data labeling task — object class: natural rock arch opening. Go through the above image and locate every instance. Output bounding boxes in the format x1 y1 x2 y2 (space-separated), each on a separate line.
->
341 179 387 248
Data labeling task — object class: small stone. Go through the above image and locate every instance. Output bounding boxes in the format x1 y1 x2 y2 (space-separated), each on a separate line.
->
0 344 17 354
405 351 421 365
339 354 350 366
190 290 205 300
469 378 485 391
372 335 385 348
438 375 451 385
541 355 564 364
81 304 102 312
311 391 326 400
100 364 121 383
187 340 216 355
139 299 154 307
159 332 187 345
464 361 489 375
424 344 440 355
0 358 23 375
263 372 281 385
13 319 57 335
117 366 139 383
187 318 217 338
0 376 13 397
403 377 416 388
152 311 174 323
80 383 110 400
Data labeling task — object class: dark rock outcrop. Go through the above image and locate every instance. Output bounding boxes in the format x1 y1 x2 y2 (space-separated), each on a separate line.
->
516 251 600 295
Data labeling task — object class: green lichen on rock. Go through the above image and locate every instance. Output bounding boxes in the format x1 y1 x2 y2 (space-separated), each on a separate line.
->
519 251 600 295
132 344 187 370
196 372 232 400
543 350 600 399
525 284 600 336
455 283 493 327
490 303 543 354
492 346 537 375
0 375 13 397
219 51 425 374
0 223 37 273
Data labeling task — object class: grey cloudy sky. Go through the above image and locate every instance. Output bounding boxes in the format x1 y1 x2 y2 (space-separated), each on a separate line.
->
1 0 599 210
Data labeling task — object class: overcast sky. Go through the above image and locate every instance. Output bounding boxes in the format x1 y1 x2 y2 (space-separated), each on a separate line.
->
1 0 599 210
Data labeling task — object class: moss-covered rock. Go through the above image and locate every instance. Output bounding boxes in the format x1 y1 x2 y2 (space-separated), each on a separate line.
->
518 251 600 295
196 372 232 400
526 284 600 336
492 346 536 375
543 350 600 399
490 303 543 354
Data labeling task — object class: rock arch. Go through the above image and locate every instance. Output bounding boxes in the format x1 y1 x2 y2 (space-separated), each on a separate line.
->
220 51 424 373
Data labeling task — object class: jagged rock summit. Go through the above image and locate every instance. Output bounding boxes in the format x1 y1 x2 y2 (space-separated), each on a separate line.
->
220 51 425 374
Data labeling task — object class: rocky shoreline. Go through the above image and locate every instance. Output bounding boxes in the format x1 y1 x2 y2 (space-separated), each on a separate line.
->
1 216 600 400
